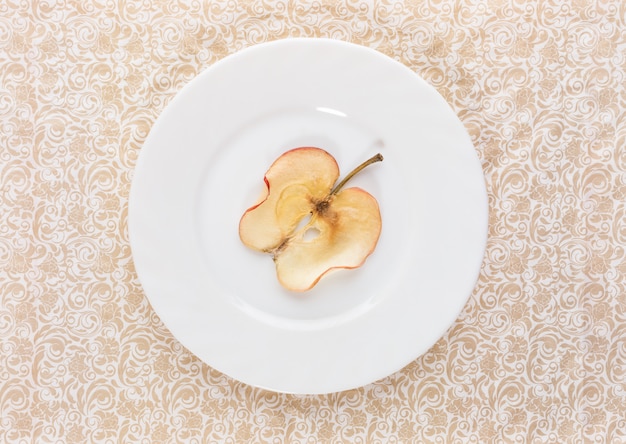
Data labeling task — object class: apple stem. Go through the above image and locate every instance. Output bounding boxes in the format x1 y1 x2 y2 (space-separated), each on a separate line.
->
330 153 383 195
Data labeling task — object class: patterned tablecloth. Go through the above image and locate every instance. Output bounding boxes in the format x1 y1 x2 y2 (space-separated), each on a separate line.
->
2 1 625 442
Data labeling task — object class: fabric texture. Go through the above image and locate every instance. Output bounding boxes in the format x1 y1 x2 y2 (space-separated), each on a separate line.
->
1 0 625 442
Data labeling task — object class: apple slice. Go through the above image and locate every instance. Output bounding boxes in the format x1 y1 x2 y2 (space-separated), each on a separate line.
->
239 147 383 292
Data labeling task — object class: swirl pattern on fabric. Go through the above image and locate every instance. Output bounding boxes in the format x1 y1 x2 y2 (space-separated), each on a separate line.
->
1 0 625 442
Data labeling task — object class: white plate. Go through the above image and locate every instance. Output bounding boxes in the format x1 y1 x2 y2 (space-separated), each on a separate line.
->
129 38 487 394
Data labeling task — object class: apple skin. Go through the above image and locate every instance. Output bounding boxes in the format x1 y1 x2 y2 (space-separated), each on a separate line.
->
239 147 382 292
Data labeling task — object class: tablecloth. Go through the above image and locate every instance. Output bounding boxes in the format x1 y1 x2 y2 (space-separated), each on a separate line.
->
1 0 625 442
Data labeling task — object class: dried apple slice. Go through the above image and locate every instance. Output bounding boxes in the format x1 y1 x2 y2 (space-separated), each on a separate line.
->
239 148 339 252
239 147 383 292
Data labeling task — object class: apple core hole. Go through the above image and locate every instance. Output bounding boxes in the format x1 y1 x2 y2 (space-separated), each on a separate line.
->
303 227 321 241
295 213 312 232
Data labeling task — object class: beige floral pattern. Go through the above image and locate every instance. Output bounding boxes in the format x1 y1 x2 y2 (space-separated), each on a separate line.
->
1 0 626 442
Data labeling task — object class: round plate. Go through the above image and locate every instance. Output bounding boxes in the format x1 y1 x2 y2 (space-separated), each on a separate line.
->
129 38 487 394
